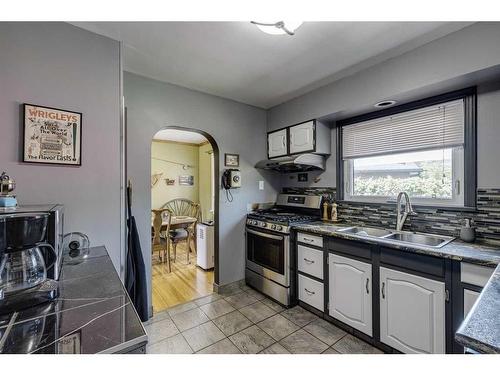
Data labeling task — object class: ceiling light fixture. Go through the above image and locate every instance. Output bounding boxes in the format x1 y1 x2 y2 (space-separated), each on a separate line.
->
374 100 397 108
251 21 303 36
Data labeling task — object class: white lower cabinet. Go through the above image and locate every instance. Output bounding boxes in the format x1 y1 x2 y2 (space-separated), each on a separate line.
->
328 253 372 336
379 267 445 354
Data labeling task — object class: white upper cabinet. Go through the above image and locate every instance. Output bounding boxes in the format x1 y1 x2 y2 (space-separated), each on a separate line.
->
267 120 330 159
328 253 372 337
267 129 288 158
289 121 315 154
379 267 445 354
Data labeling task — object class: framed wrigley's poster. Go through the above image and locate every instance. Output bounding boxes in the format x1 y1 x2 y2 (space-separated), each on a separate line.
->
23 103 82 166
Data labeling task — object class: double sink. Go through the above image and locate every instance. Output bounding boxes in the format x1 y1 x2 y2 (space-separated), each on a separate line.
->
334 226 455 248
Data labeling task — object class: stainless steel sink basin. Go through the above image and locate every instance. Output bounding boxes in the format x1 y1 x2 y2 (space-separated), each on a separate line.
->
338 226 393 237
382 232 454 248
334 225 455 248
320 225 347 231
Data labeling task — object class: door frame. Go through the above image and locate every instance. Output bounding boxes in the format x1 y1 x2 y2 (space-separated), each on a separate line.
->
151 125 221 286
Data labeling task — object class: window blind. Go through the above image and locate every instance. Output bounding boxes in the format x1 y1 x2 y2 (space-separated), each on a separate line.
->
342 99 464 159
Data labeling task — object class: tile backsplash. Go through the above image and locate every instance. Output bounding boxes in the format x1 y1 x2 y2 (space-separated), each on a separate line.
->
282 187 500 241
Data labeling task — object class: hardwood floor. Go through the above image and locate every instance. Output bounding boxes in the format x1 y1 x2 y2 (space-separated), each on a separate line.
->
152 242 214 313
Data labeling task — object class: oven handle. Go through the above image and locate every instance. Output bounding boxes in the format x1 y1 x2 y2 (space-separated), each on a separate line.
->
246 228 284 241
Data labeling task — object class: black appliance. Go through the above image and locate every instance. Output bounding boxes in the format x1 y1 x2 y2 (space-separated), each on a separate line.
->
0 211 60 314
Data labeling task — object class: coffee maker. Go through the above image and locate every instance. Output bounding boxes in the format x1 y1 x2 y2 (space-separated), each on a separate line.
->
0 212 59 314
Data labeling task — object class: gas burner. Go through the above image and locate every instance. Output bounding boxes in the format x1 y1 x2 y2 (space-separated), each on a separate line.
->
247 207 320 233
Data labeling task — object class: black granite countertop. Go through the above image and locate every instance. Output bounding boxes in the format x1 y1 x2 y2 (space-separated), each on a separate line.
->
0 246 147 354
455 264 500 353
292 222 500 266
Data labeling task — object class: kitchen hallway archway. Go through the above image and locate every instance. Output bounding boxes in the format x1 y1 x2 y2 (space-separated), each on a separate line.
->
150 126 220 313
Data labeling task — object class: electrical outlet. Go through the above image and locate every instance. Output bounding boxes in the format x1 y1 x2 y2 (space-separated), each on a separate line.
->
259 180 264 190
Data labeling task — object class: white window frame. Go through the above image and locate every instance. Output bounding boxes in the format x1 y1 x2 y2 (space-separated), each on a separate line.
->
343 147 465 207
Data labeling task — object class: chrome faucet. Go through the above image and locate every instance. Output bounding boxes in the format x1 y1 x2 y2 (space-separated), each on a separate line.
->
396 192 416 231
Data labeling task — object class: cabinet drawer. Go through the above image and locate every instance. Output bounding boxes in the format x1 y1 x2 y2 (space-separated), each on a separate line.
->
297 232 323 248
329 238 371 260
380 246 444 278
461 263 494 287
298 245 323 279
298 274 324 311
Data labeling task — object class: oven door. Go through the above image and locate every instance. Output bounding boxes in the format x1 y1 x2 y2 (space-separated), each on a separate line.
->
246 227 289 287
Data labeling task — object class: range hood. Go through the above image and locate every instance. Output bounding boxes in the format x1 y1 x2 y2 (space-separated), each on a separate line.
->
255 153 326 173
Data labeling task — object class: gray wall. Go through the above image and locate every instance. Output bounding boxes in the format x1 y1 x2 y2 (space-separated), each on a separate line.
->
124 72 280 312
268 22 500 189
0 23 123 268
477 81 500 187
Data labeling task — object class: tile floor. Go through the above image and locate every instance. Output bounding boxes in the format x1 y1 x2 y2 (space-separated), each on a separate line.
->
145 286 383 354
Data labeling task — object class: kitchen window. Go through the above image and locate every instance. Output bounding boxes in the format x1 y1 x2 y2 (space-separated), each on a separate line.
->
338 89 476 207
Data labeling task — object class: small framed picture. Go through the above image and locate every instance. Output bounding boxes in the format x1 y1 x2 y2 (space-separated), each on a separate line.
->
23 103 82 166
225 153 239 167
179 175 194 186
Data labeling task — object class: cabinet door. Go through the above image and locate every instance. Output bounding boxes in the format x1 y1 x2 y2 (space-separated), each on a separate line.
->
380 267 445 354
289 121 315 154
267 129 288 158
463 289 480 317
328 253 372 336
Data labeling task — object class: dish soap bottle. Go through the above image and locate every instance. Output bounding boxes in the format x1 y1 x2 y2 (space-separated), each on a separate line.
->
460 218 475 243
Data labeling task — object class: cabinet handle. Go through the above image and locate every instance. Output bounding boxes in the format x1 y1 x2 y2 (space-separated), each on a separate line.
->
365 278 370 294
303 238 314 243
304 288 315 295
282 136 286 148
303 258 315 264
381 282 385 299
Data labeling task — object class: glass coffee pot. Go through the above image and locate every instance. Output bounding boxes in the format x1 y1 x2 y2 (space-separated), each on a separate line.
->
0 244 55 296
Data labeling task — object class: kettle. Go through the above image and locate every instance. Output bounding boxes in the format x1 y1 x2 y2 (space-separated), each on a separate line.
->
0 172 17 207
0 172 15 195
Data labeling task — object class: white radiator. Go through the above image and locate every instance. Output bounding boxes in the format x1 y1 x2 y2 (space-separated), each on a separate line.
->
196 223 214 270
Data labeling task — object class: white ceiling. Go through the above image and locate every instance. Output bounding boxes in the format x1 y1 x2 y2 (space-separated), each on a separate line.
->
153 129 207 144
73 22 472 109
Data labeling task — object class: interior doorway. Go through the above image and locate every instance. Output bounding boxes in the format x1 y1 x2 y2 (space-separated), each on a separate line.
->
150 127 219 313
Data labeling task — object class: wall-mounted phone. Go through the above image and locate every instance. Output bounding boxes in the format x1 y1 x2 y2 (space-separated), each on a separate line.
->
222 169 241 189
222 169 241 202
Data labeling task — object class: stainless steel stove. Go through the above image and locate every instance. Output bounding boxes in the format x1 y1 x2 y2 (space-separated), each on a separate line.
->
245 194 321 306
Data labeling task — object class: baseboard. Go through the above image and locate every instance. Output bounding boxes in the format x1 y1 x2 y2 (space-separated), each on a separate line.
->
213 279 246 294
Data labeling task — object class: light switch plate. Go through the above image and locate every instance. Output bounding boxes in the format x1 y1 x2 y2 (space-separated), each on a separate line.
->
259 181 264 190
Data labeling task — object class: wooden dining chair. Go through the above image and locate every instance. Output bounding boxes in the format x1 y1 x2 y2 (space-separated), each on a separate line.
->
151 208 173 272
165 201 200 265
187 203 201 258
161 198 195 217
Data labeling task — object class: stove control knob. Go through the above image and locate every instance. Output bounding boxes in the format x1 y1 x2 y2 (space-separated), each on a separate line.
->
271 224 276 230
260 222 266 227
276 225 283 231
